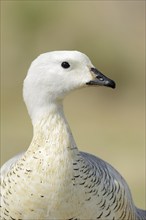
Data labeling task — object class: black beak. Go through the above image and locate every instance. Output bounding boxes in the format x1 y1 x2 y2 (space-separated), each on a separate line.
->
86 68 116 89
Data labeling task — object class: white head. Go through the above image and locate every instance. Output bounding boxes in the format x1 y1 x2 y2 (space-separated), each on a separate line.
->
23 51 115 124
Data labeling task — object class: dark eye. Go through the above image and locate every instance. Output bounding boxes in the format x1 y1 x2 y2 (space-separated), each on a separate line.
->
61 62 70 69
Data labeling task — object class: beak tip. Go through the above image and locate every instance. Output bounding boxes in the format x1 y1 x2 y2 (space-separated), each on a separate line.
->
105 80 116 89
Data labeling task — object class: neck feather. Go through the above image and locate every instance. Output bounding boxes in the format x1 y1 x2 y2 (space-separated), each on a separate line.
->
29 102 77 152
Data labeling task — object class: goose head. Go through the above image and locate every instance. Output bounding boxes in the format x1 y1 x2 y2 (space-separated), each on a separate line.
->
23 51 115 123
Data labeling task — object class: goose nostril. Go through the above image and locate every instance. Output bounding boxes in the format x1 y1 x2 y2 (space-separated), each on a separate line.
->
96 76 104 81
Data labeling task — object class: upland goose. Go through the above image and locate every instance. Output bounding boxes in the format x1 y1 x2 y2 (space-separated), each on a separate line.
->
1 51 145 220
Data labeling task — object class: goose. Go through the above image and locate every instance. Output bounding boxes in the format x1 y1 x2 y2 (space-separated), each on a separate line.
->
0 51 145 220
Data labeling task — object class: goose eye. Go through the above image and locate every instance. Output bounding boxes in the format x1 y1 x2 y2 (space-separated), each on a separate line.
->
61 62 70 69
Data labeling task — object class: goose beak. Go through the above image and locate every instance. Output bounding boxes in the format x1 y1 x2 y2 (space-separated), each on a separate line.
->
86 67 116 89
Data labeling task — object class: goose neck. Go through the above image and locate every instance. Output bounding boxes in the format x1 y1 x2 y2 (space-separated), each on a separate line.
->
31 102 77 152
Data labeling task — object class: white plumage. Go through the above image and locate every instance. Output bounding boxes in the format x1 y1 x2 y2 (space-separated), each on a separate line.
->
0 51 145 220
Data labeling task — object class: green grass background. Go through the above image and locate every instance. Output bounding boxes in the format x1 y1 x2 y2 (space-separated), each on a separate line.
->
1 1 145 209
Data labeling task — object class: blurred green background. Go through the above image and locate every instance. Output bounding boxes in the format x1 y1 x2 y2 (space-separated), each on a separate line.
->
1 1 145 209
